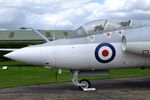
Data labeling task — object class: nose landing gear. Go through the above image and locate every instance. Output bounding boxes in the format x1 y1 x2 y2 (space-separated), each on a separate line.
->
72 71 95 91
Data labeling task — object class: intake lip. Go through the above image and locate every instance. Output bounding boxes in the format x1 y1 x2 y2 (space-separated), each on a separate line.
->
122 35 127 51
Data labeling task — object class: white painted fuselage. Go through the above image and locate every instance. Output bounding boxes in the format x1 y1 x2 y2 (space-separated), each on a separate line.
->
4 20 150 70
4 35 150 70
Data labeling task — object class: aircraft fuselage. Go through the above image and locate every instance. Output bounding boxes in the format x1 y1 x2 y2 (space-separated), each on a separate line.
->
4 26 150 70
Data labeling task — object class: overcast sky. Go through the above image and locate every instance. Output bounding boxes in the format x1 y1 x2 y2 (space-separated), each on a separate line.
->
0 0 150 29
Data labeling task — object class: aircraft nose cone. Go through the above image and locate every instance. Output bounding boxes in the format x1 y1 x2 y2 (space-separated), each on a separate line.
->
3 47 42 65
4 52 17 59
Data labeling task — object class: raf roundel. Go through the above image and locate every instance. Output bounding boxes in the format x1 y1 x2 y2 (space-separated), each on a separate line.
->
95 43 116 63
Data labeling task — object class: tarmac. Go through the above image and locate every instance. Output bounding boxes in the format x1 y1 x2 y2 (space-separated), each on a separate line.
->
0 77 150 100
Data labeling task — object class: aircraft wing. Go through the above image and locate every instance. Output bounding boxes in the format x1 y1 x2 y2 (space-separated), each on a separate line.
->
0 49 17 51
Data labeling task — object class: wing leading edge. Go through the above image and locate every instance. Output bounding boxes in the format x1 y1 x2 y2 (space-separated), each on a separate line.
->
0 49 17 51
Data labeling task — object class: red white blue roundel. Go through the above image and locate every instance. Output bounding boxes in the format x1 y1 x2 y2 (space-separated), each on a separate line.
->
95 43 116 63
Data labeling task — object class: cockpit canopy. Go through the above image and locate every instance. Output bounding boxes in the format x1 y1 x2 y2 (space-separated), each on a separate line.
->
68 19 149 38
85 19 132 35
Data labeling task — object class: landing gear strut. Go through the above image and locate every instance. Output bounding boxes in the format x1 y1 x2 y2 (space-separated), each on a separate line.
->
72 71 91 90
71 70 109 91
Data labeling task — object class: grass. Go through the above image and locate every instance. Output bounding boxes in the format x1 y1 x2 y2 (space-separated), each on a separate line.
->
0 61 150 88
0 66 71 88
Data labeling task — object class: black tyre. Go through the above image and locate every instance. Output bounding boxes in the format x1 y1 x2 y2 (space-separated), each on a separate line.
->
79 79 91 90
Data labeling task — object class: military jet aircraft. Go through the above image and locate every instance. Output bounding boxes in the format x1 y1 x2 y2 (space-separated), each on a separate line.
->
1 19 150 91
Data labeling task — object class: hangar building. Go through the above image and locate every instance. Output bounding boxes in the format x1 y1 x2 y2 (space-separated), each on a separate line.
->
0 30 73 42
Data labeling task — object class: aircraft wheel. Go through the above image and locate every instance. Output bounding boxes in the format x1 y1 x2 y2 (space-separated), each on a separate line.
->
79 79 91 90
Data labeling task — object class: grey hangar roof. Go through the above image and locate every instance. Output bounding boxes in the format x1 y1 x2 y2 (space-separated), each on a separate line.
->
0 30 73 42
